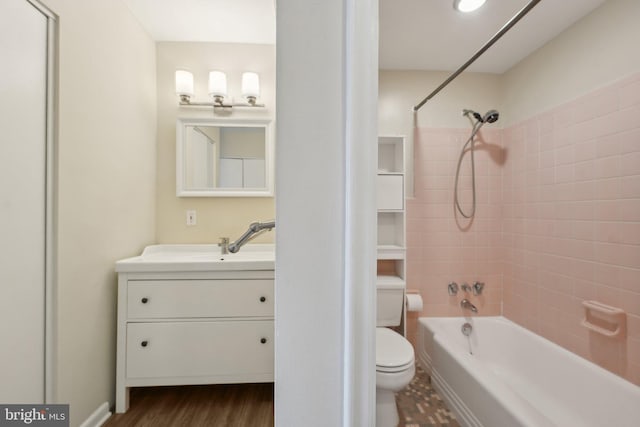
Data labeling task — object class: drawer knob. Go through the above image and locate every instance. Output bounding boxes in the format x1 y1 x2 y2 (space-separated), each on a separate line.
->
141 297 149 304
141 340 149 347
260 338 267 344
259 296 266 302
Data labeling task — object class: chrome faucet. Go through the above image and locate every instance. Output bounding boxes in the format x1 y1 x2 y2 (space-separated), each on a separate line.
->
218 237 230 255
228 220 275 253
447 282 459 295
472 281 485 295
460 299 478 313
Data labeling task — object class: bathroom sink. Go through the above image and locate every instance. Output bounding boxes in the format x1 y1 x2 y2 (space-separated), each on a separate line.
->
115 244 275 273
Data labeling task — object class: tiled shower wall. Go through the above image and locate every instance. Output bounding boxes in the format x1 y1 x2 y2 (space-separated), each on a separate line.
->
502 73 640 385
407 73 640 385
406 127 504 343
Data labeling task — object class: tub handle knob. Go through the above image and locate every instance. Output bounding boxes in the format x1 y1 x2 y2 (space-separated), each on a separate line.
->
447 282 458 295
472 281 485 295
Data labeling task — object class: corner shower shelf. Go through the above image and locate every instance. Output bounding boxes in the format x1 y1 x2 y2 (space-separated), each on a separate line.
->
581 300 626 338
377 245 406 260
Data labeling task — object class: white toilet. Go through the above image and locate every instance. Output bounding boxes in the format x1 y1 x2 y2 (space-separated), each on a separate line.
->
376 286 416 427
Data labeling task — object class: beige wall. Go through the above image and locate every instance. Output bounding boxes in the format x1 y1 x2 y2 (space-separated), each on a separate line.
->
502 0 640 125
156 42 276 243
42 0 157 425
379 70 503 132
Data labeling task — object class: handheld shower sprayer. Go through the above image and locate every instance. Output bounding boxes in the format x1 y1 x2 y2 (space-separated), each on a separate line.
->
462 109 499 124
455 108 500 218
462 109 483 123
483 110 499 123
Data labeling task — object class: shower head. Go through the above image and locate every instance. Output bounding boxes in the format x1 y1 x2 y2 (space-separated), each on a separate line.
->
463 108 499 124
462 109 483 123
483 109 499 123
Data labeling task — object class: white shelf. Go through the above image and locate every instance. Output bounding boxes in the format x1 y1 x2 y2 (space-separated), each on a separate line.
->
377 136 406 333
376 274 406 289
378 136 405 173
377 245 406 259
377 212 405 247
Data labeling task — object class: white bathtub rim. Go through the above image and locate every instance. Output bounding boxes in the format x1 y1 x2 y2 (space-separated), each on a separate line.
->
420 316 639 392
419 316 640 427
435 332 559 427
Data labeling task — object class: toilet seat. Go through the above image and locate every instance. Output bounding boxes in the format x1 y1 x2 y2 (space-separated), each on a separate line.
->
375 327 414 372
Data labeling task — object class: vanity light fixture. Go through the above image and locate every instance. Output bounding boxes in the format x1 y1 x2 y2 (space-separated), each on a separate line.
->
453 0 486 13
175 69 264 110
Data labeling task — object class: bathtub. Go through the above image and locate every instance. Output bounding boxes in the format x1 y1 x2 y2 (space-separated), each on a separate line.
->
418 316 640 427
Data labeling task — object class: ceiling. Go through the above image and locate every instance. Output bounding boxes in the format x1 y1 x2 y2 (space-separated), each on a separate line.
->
123 0 276 45
124 0 607 74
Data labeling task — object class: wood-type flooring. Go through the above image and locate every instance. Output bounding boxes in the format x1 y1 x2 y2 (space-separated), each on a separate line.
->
104 366 458 427
104 383 274 427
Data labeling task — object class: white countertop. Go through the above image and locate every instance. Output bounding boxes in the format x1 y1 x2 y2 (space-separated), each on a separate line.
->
115 243 275 273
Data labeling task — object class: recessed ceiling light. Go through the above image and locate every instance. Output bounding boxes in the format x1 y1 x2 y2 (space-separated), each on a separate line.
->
454 0 487 13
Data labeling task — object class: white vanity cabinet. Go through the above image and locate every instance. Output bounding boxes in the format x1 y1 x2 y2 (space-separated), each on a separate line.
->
115 245 275 413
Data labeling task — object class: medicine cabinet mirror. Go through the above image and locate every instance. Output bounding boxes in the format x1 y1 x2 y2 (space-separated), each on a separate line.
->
176 118 274 197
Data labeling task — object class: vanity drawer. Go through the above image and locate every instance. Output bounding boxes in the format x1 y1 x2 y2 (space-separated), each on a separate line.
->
126 320 274 379
127 279 274 319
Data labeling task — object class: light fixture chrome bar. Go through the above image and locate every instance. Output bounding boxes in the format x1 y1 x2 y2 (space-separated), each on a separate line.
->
179 98 265 109
413 0 543 112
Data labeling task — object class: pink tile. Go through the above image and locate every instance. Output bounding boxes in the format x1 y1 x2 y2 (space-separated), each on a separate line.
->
595 221 621 244
617 199 640 222
594 155 621 179
572 220 594 241
556 145 574 165
594 178 620 200
612 105 640 134
594 285 622 308
570 258 595 281
574 160 595 182
595 134 620 158
594 200 620 221
618 267 640 292
594 263 620 288
555 164 575 184
628 315 640 340
619 222 640 245
620 175 640 199
620 81 640 109
573 279 598 300
620 152 640 177
619 290 640 317
574 139 596 162
412 78 638 380
554 104 577 128
619 128 640 154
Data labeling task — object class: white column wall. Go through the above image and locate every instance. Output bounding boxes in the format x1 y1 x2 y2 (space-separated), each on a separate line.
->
275 0 378 425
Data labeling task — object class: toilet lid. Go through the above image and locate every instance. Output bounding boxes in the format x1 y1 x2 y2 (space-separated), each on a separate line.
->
376 327 414 369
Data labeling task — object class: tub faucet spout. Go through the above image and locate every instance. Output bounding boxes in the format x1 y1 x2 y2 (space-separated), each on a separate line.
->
460 299 478 313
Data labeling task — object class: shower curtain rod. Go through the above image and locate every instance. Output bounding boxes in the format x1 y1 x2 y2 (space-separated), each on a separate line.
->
413 0 543 112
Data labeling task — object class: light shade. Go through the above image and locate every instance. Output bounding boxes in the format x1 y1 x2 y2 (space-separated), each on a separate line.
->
175 70 194 96
453 0 486 12
208 71 227 98
241 72 260 99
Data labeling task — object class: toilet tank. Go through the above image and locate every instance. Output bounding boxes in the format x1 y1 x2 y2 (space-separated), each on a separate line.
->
377 285 404 327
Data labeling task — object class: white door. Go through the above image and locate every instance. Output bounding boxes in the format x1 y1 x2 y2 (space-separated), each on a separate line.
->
0 0 49 403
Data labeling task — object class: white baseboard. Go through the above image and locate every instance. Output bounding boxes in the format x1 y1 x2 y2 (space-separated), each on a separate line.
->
79 402 112 427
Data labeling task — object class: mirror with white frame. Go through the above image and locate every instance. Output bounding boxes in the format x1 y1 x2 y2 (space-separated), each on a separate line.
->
176 118 274 197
